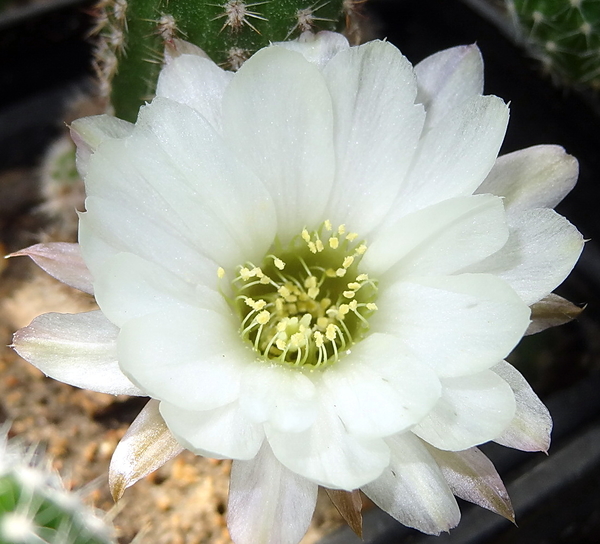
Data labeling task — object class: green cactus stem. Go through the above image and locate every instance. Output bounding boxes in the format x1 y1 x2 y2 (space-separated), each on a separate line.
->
507 0 600 88
93 0 353 122
0 430 115 544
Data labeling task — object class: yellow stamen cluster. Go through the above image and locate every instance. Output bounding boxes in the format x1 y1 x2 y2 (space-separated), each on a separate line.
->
223 221 379 368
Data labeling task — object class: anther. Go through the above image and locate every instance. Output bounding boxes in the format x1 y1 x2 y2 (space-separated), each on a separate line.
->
346 232 358 242
329 236 339 249
256 310 271 325
217 267 225 278
274 257 285 270
324 220 332 231
343 256 354 268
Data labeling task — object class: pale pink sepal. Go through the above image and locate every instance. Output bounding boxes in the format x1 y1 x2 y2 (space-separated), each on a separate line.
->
228 442 318 544
492 361 552 453
109 399 183 501
12 310 143 396
425 445 514 522
8 242 94 294
526 293 583 335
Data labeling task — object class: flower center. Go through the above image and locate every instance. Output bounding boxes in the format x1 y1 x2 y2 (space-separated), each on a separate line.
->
223 221 378 369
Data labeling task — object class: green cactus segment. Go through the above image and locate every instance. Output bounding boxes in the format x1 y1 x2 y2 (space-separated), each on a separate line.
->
0 433 115 544
94 0 347 122
507 0 600 87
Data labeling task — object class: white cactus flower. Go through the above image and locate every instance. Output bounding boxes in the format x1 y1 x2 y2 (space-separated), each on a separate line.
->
12 32 583 544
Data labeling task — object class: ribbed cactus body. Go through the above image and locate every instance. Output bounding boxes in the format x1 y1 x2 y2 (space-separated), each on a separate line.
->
0 432 115 544
94 0 349 122
507 0 600 87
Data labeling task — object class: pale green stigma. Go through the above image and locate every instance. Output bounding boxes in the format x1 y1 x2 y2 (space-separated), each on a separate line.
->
222 221 378 369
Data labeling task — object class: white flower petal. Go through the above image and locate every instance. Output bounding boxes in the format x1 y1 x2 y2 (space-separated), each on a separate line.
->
425 445 514 521
228 442 318 544
118 307 246 411
238 364 317 433
109 400 183 500
413 370 516 451
12 311 143 396
373 274 531 377
415 44 484 131
273 30 349 68
322 333 441 439
222 46 335 241
266 396 390 490
362 433 460 535
82 98 276 274
8 243 94 294
160 400 264 460
156 54 233 131
79 198 217 289
492 361 552 452
477 145 578 214
364 194 508 278
322 40 425 234
395 94 509 217
70 115 134 178
465 208 584 305
93 252 227 328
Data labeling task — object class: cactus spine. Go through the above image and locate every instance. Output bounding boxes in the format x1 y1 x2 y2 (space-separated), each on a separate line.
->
507 0 600 87
0 430 115 544
93 0 351 122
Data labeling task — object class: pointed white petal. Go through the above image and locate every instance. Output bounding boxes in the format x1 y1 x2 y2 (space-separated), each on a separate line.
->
373 274 530 377
156 54 233 131
425 445 514 521
322 333 441 439
228 442 318 544
118 307 246 411
322 40 425 234
415 44 484 130
465 208 584 305
109 400 183 500
70 115 133 177
413 370 516 451
477 145 578 214
274 30 349 68
12 311 143 396
492 361 552 452
93 252 226 328
160 400 264 460
266 394 390 490
395 95 508 217
364 194 508 278
238 364 317 433
222 46 335 242
8 243 94 294
362 433 460 535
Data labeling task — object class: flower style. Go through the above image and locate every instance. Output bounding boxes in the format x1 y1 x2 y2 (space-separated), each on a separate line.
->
12 32 583 543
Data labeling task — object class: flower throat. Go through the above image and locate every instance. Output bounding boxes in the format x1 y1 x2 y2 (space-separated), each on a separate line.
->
224 221 378 369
